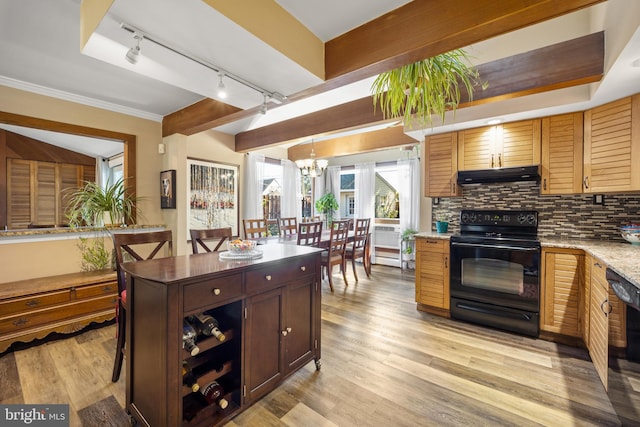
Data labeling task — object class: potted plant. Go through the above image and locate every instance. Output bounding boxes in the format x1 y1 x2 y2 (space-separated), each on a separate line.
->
371 49 486 128
65 177 141 271
66 177 139 228
435 214 449 233
315 193 339 225
401 228 418 254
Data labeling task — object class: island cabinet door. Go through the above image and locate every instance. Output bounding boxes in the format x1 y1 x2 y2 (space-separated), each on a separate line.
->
243 287 285 403
283 277 316 373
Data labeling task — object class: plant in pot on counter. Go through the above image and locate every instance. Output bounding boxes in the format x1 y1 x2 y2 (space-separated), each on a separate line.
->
65 177 142 271
315 192 339 226
435 213 450 233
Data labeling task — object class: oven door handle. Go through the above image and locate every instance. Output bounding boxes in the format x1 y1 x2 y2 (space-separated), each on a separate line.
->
451 242 539 252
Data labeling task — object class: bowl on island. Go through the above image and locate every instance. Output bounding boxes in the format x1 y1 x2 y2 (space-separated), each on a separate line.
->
620 225 640 245
227 239 257 254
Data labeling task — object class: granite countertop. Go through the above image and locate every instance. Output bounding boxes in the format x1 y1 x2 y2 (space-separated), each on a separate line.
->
414 231 640 289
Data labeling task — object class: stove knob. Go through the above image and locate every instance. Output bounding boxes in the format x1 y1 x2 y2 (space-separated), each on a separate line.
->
469 213 477 223
527 214 536 224
517 214 527 224
461 213 469 223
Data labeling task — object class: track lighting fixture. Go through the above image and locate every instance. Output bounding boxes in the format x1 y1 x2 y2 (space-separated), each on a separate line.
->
217 74 227 99
259 94 268 115
125 33 142 65
120 22 288 113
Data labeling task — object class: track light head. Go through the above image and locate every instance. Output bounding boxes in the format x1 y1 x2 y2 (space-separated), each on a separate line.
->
125 33 142 65
217 74 227 99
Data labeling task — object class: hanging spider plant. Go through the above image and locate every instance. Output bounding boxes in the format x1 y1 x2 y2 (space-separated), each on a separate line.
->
371 49 486 128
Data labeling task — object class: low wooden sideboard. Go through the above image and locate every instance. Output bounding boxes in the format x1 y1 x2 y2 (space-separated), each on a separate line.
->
0 270 118 353
121 243 323 427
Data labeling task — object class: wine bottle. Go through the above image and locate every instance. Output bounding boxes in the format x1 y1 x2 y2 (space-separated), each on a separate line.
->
200 380 229 409
182 361 200 392
182 319 200 356
189 313 226 342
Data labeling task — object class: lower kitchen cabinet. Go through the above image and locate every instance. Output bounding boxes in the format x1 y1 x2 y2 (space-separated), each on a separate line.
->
122 245 322 427
415 237 450 315
540 248 584 337
589 257 610 390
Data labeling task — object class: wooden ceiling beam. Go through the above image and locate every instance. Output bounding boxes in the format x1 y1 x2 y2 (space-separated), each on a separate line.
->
325 0 605 81
236 32 604 152
162 0 604 137
287 126 415 161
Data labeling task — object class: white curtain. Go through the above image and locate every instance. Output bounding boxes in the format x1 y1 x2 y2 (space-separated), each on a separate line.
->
324 166 341 221
281 159 301 219
399 158 420 234
243 153 265 221
355 162 376 263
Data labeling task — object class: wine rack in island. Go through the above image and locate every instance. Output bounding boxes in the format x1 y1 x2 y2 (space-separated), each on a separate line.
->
122 244 322 427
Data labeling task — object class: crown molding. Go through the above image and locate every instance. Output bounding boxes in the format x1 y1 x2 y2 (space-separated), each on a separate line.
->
0 76 162 122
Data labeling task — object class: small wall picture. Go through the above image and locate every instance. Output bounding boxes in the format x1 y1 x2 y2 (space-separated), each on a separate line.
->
160 169 176 209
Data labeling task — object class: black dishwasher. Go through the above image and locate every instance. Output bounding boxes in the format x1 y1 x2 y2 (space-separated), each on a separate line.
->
606 268 640 362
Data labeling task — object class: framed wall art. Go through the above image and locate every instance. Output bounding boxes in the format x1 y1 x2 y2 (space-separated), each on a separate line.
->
160 169 176 209
187 158 239 236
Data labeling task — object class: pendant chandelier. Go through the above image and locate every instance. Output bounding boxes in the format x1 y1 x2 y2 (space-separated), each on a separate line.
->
295 141 328 178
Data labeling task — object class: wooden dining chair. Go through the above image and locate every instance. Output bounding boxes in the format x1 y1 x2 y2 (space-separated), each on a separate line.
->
243 218 267 239
296 220 323 247
111 230 173 382
279 217 298 237
320 219 350 291
190 227 232 253
345 218 371 282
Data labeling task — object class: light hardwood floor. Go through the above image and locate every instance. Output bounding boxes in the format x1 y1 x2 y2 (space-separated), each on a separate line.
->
1 265 640 426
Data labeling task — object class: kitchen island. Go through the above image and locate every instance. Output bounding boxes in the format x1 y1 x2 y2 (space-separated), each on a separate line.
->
121 243 323 427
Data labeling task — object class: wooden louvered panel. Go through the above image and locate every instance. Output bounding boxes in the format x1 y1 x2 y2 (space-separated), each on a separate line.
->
458 126 495 170
415 239 449 311
81 165 96 184
541 249 583 337
33 162 57 226
584 94 640 192
541 113 583 194
608 288 627 348
589 271 609 391
58 163 80 226
583 254 591 345
499 120 541 168
425 132 459 197
7 159 32 229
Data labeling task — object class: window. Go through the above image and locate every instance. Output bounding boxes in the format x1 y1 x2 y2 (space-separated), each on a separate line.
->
262 161 282 235
375 164 399 219
339 172 355 218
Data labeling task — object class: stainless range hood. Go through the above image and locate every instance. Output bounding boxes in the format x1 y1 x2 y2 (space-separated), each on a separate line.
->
456 165 541 185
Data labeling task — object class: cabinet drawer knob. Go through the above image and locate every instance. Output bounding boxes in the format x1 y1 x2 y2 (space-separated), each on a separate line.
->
281 330 288 336
265 275 272 281
102 286 112 293
300 266 306 272
286 327 292 333
212 288 221 296
25 299 40 307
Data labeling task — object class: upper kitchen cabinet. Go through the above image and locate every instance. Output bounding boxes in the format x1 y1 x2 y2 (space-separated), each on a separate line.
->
541 113 584 195
584 95 640 193
458 119 541 171
425 132 460 197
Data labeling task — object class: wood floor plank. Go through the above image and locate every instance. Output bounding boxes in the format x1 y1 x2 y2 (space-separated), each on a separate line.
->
0 352 22 403
280 402 338 427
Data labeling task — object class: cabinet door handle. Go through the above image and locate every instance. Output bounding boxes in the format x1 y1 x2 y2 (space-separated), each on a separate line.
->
25 299 40 307
543 178 547 191
491 154 495 168
584 176 589 189
594 262 602 269
444 256 448 269
265 275 272 281
498 153 502 167
300 266 306 272
600 299 612 317
451 182 455 194
212 288 221 295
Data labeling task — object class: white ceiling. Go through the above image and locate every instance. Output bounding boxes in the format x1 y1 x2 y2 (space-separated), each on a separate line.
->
1 0 640 158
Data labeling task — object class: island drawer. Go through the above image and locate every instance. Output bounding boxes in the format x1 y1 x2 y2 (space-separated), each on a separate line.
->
183 274 242 312
245 258 314 295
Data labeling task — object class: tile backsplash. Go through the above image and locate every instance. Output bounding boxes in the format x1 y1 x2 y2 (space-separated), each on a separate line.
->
431 181 640 241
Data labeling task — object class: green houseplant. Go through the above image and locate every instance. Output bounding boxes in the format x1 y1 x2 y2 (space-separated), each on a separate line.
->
66 177 139 228
315 193 339 225
65 177 141 271
371 49 486 128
